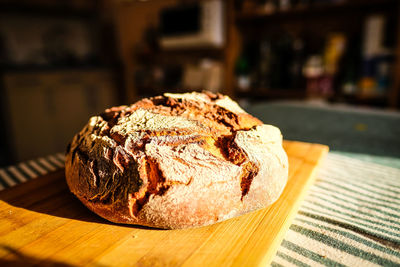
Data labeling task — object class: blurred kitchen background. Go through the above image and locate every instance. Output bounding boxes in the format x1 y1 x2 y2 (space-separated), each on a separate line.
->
0 0 399 167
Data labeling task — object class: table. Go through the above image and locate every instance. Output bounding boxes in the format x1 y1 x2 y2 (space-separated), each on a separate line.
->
1 149 399 266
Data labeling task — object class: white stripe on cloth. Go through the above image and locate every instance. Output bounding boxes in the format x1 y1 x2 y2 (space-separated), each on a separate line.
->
319 170 400 195
308 188 400 220
7 166 28 183
38 158 57 172
18 162 38 178
55 153 66 162
47 155 64 168
0 169 17 186
27 160 47 175
320 160 400 187
312 183 400 212
320 170 400 199
326 154 400 182
317 176 400 206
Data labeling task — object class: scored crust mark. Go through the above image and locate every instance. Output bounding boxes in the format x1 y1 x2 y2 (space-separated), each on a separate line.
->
66 142 72 154
129 157 169 217
240 162 260 200
215 133 260 199
89 160 99 188
99 93 262 203
148 95 243 133
216 134 247 165
113 146 131 172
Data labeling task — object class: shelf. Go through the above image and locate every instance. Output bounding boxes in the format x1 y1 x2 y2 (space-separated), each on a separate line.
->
236 0 397 22
0 3 96 19
0 65 109 73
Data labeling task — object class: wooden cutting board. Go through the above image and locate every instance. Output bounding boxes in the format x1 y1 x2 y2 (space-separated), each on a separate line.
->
0 141 328 266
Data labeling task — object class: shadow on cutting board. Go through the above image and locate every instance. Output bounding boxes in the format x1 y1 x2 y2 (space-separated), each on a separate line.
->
0 245 76 267
0 169 157 230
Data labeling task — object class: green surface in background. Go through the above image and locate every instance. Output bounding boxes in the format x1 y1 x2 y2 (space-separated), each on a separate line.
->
246 102 400 169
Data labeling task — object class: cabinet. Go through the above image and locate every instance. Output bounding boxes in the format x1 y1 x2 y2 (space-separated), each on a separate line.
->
111 0 399 108
2 70 116 162
230 0 400 108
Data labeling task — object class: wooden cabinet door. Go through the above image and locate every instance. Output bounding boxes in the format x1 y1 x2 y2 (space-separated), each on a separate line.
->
3 70 116 162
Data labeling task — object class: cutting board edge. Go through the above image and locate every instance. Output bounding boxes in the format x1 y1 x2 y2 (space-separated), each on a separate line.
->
260 144 329 267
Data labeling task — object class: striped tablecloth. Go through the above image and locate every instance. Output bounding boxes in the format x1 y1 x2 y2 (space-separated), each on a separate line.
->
1 152 399 266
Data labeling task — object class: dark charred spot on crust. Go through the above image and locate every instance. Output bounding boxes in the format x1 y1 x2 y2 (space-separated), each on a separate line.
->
66 142 71 154
150 95 171 106
110 131 127 146
240 162 259 200
203 91 224 101
130 157 170 217
70 132 88 163
75 148 89 163
71 149 76 163
215 133 260 199
81 148 141 205
214 107 241 131
146 158 169 195
125 134 151 153
100 105 136 133
216 134 247 165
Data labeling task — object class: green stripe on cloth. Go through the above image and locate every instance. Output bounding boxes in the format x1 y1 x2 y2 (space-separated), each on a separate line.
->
331 151 400 169
302 205 400 240
304 201 400 233
290 224 400 266
295 216 400 258
317 169 400 201
318 180 400 207
314 184 400 213
275 251 311 267
281 240 346 267
308 192 400 224
298 211 400 249
319 179 400 202
321 174 400 196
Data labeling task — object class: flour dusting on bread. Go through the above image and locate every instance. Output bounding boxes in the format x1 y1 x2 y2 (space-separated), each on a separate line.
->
65 91 288 229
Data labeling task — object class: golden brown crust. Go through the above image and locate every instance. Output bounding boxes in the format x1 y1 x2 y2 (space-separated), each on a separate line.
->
65 91 288 229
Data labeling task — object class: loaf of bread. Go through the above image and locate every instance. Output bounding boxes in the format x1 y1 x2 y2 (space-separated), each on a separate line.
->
65 92 288 229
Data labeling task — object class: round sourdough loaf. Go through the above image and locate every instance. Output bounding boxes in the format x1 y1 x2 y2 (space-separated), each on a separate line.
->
65 92 288 229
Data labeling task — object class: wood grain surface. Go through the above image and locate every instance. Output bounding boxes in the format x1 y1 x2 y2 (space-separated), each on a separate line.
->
0 141 328 267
